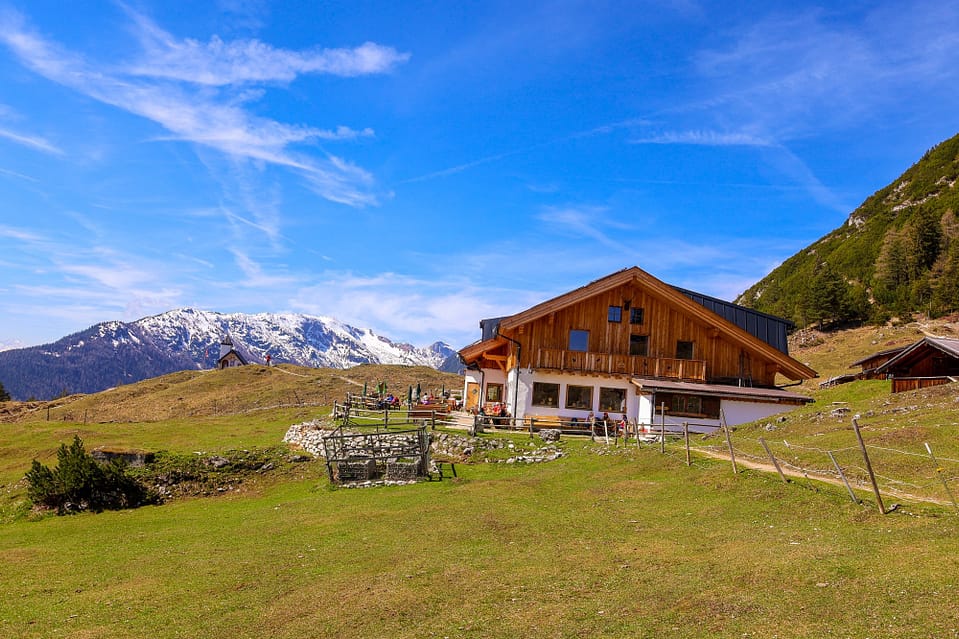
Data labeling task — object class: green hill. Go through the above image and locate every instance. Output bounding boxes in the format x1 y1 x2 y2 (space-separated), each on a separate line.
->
737 132 959 326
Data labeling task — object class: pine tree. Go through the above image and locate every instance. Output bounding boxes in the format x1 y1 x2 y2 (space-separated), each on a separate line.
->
909 207 942 278
873 230 911 310
0 381 10 402
808 262 849 329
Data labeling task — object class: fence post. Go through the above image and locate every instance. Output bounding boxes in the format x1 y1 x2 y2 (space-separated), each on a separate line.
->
827 450 859 503
852 418 886 514
684 422 690 466
431 410 436 430
759 437 788 483
721 410 737 474
924 442 959 512
660 403 666 454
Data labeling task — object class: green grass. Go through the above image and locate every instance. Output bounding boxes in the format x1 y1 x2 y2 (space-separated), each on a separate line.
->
1 421 959 638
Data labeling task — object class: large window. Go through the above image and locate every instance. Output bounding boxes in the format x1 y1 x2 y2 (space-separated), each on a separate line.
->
629 307 645 325
485 383 503 403
629 334 648 356
676 340 694 360
532 382 560 407
569 329 589 352
659 393 720 418
608 306 622 322
565 385 593 410
599 387 626 413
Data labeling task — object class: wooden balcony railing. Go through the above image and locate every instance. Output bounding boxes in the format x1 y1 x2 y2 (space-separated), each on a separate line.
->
535 348 706 381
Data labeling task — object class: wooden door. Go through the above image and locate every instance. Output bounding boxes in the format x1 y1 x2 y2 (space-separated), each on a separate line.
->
465 382 480 412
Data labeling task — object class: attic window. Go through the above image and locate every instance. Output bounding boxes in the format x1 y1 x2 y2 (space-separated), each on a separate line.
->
608 306 622 322
629 308 645 325
676 340 694 360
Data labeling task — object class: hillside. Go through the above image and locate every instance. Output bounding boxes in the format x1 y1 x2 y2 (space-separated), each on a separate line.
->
0 309 461 401
1 325 958 638
0 363 463 424
738 132 959 326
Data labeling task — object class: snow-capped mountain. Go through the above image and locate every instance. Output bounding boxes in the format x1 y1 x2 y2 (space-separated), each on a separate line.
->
0 309 461 400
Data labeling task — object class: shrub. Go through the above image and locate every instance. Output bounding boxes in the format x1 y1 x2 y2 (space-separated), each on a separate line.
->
25 436 156 514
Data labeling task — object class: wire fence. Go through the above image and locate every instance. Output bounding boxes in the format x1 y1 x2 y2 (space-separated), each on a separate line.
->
669 417 959 512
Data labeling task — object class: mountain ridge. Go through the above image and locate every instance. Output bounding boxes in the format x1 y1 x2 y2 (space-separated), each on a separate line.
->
0 309 460 400
737 132 959 326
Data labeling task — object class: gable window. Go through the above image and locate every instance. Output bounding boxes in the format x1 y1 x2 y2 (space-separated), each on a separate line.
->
676 340 694 360
532 382 560 407
485 383 503 403
629 334 649 357
599 387 626 413
629 307 645 325
565 385 593 410
569 329 589 352
608 306 622 323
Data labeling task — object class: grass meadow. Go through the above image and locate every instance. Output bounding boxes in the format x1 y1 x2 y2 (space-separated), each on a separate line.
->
2 410 958 638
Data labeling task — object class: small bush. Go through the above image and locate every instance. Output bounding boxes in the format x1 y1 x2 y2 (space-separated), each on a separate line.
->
25 435 157 514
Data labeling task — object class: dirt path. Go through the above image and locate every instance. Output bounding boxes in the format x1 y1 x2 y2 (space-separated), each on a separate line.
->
694 447 954 508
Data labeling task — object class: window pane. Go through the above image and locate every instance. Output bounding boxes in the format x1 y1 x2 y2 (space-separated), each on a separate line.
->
485 383 503 402
532 382 560 407
661 392 712 417
569 329 589 352
608 306 622 322
676 340 694 360
565 385 592 410
629 334 648 356
598 387 626 412
629 308 644 325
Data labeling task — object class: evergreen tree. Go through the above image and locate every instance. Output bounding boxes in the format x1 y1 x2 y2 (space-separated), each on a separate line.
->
25 435 155 514
0 380 10 402
909 207 942 278
932 243 959 313
808 262 849 329
873 230 911 309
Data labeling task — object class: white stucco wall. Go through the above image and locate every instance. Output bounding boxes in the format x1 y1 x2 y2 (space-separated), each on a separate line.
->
511 370 639 423
638 393 803 432
471 366 805 431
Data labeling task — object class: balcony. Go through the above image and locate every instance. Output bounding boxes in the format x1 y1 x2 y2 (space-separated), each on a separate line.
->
535 348 706 381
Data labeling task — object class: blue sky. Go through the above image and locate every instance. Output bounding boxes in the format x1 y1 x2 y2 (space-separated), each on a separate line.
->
1 1 958 351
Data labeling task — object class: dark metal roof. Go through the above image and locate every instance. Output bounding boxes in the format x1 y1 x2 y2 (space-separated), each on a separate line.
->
673 286 792 354
480 317 507 342
477 277 796 355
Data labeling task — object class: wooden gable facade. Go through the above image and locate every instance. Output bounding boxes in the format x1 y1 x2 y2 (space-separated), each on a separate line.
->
464 267 815 387
459 267 816 429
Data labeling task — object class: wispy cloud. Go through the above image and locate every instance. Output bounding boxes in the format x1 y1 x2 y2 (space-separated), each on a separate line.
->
230 248 301 288
0 126 63 154
630 130 773 147
537 205 636 251
0 7 404 207
0 224 46 242
0 166 38 182
123 5 410 85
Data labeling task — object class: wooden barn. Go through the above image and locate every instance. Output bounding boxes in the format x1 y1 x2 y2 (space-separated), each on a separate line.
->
873 336 959 393
459 266 816 431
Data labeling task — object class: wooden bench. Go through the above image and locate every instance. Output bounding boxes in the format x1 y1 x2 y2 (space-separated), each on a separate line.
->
524 415 569 431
